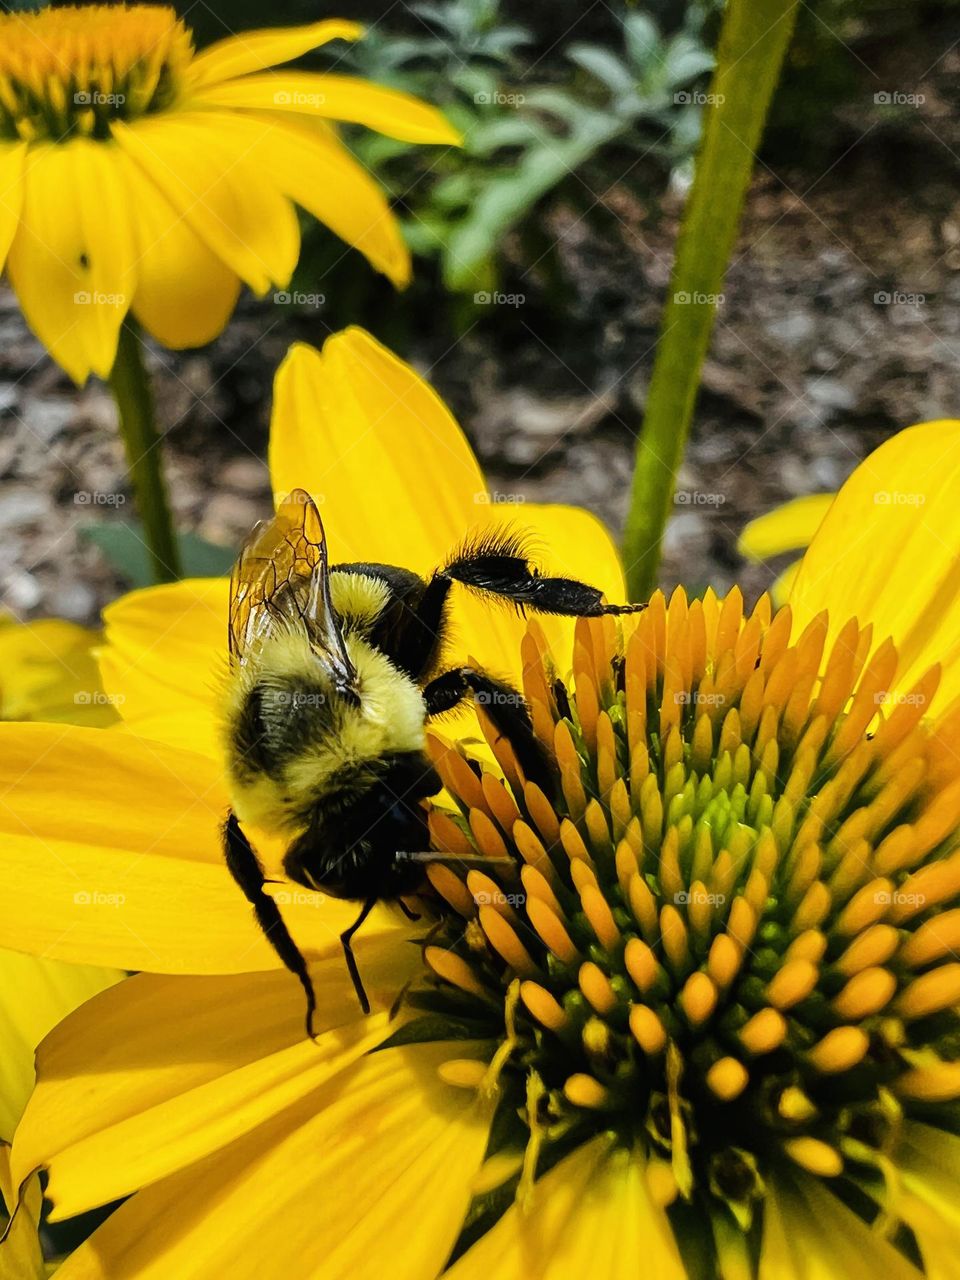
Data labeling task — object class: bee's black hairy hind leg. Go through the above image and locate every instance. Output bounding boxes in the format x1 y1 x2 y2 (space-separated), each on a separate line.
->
222 811 318 1039
440 532 645 617
423 666 553 793
341 896 377 1016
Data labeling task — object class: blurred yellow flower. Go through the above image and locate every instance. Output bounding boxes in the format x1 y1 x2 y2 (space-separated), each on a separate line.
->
0 615 118 725
0 6 459 383
4 346 960 1277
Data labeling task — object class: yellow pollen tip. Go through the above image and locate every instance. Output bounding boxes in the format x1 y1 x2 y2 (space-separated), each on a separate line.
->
739 1009 788 1055
807 1026 870 1074
783 1137 843 1177
563 1073 610 1109
629 1004 667 1055
438 1059 489 1089
706 1057 749 1101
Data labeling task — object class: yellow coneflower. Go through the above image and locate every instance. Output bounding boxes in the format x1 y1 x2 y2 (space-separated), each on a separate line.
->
2 340 960 1277
0 6 458 384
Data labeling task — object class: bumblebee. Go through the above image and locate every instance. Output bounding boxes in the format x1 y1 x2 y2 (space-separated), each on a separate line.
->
223 489 642 1031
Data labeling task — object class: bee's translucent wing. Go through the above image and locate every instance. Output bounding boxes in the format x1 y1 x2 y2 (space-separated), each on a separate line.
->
228 489 357 692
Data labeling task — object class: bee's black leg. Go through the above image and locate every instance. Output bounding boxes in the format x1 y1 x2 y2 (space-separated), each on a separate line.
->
223 811 318 1038
396 898 421 922
341 896 377 1016
423 666 553 792
440 533 645 617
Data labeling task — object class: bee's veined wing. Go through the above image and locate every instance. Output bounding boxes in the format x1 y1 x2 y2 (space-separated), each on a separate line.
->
228 489 357 692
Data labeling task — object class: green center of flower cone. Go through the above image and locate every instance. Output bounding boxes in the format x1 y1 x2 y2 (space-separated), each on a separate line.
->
397 589 960 1262
0 5 192 141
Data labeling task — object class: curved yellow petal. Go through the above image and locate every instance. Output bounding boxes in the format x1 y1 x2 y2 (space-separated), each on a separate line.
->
7 141 137 383
114 114 300 295
738 492 835 561
0 723 251 971
0 142 26 273
269 331 485 571
760 1171 922 1279
0 1150 43 1280
218 111 410 285
14 973 411 1217
187 20 362 90
0 616 115 726
195 73 461 145
118 149 240 349
896 1122 960 1280
789 420 960 712
447 1139 684 1280
0 950 121 1141
52 1044 488 1280
99 579 225 756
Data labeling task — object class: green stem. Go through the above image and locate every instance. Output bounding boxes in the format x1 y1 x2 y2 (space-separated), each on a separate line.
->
622 0 800 601
108 322 182 584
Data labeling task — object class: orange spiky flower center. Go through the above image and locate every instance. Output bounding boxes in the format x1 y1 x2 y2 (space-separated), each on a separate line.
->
403 589 960 1259
0 5 192 141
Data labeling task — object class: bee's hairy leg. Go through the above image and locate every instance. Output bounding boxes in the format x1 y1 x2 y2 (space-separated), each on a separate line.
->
440 534 646 617
422 666 552 792
223 811 318 1038
341 896 377 1016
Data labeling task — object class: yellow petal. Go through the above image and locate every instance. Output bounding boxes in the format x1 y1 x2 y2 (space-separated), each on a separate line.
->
51 1044 488 1280
269 331 485 571
0 950 121 1140
7 141 137 383
446 1138 684 1280
760 1170 922 1279
896 1122 960 1280
219 111 410 285
0 616 115 726
114 114 300 295
188 20 362 89
738 493 835 561
99 579 225 756
789 420 960 712
0 1149 43 1280
195 73 461 144
119 150 240 349
0 142 26 273
14 968 412 1217
0 722 257 971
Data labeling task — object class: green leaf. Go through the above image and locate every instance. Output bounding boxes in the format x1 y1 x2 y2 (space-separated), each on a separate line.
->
622 0 801 600
80 523 235 588
373 1015 496 1052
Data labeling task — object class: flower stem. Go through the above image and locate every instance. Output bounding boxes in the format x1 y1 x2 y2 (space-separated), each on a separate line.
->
108 321 182 584
621 0 800 601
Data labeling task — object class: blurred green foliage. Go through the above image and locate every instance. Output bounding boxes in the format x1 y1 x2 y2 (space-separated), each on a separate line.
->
332 0 716 294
